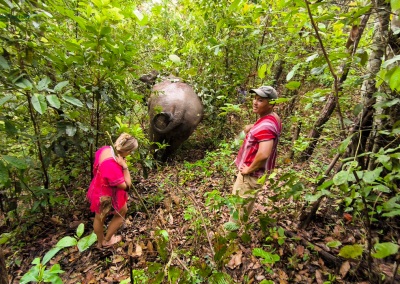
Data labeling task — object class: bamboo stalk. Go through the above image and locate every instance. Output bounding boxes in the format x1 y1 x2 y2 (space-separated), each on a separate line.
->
105 131 151 219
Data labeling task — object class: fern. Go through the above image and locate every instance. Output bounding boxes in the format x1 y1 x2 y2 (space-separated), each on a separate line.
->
223 222 240 232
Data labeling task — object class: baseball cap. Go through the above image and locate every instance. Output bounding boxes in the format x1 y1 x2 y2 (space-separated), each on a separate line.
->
249 86 278 100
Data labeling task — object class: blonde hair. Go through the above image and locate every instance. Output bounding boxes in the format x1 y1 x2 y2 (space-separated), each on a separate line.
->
114 133 138 153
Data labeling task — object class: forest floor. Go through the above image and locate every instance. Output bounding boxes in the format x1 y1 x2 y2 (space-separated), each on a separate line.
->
2 123 400 284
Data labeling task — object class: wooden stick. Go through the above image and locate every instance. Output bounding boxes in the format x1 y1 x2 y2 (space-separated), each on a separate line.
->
105 131 151 219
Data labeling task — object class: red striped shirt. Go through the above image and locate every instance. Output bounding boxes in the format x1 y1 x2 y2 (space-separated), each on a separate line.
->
235 114 282 178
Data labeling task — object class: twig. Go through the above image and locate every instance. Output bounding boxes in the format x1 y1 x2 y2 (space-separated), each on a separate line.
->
391 259 399 284
129 256 134 284
175 256 194 277
304 0 345 135
63 185 75 205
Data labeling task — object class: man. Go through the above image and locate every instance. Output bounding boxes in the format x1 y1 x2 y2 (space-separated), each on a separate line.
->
230 86 282 225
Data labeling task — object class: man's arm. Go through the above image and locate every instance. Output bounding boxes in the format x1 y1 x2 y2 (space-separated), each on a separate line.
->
240 140 274 175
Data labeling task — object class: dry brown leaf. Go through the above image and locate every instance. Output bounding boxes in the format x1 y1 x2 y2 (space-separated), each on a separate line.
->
296 245 304 257
227 255 236 269
324 236 334 242
139 241 147 250
278 269 288 280
128 242 133 255
295 274 302 282
340 261 350 278
132 243 142 257
168 213 174 225
114 255 125 263
171 193 180 205
318 258 325 270
147 241 154 252
50 217 62 225
164 197 172 212
158 209 166 225
73 211 81 215
315 270 324 284
86 271 94 282
234 251 242 267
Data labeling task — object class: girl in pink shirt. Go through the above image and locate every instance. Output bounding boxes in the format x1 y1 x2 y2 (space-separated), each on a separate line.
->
87 133 138 248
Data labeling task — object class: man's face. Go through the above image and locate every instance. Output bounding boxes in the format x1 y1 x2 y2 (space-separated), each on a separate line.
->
253 95 273 116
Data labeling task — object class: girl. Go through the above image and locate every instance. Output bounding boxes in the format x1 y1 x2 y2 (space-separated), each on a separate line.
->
87 133 138 248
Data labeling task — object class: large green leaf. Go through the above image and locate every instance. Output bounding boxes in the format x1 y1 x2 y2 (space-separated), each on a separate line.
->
258 64 267 79
37 77 51 91
363 167 382 183
285 81 301 90
46 95 60 108
0 95 12 106
31 94 47 114
333 171 348 185
252 248 280 263
56 236 77 248
15 79 32 90
338 244 363 258
339 134 354 154
42 247 62 265
169 54 181 64
77 232 97 252
0 55 10 70
327 241 342 248
389 67 400 90
223 222 240 232
62 95 83 107
372 242 399 258
229 0 241 10
0 160 9 182
53 81 68 93
76 223 84 238
2 156 27 169
382 55 400 68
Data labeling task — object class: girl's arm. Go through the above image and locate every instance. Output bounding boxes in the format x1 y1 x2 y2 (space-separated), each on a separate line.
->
116 155 132 189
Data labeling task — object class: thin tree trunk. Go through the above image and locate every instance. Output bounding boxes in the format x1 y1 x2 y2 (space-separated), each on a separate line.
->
287 122 302 160
0 247 8 284
299 14 370 161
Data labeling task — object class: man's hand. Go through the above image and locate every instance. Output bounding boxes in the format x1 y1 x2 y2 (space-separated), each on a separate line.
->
244 124 254 134
240 164 251 175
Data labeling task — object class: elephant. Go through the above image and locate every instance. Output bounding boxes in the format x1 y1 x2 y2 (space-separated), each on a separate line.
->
146 75 204 160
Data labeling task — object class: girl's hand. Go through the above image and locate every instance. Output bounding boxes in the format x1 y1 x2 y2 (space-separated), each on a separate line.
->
116 155 128 168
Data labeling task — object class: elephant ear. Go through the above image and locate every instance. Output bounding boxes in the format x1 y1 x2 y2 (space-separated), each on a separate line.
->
153 111 184 134
139 69 159 85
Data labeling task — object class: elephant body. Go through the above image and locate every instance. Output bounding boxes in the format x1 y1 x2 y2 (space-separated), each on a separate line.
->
148 76 204 160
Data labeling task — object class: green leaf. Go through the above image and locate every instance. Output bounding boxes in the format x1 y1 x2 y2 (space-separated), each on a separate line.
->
56 236 77 248
133 10 144 21
286 64 300 81
306 54 318 62
372 242 399 258
327 241 342 248
66 124 77 136
338 244 363 258
0 95 13 106
15 79 33 90
31 94 47 114
100 27 112 35
241 232 251 243
311 64 327 75
169 54 181 64
62 95 83 107
54 81 68 93
392 0 400 11
382 54 400 68
48 264 64 274
223 222 240 231
389 67 400 90
363 167 383 183
0 160 8 183
76 223 84 238
32 257 41 265
208 272 232 284
229 0 242 11
77 232 97 252
0 55 10 70
252 248 280 263
278 227 285 237
258 64 267 79
353 103 363 116
333 171 348 185
285 81 301 90
339 134 354 154
374 98 400 109
46 95 60 109
42 247 62 265
37 77 51 91
382 210 400 217
2 156 27 169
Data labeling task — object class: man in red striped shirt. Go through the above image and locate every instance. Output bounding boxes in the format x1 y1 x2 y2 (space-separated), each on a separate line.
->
230 86 282 225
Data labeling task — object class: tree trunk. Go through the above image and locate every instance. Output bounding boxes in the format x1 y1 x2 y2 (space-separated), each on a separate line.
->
299 14 370 161
353 0 390 170
0 247 8 284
